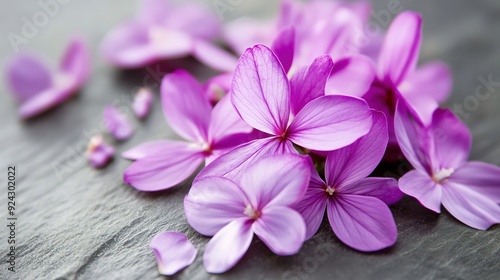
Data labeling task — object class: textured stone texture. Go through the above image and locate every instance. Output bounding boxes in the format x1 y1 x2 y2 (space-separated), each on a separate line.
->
0 0 499 279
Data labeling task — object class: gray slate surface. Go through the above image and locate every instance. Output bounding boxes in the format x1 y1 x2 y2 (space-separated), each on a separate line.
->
1 0 499 279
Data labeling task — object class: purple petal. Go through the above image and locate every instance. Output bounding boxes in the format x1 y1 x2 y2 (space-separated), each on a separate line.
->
442 181 500 230
164 3 220 40
449 161 500 204
231 44 290 135
203 218 253 274
327 195 398 252
325 55 375 97
59 36 90 90
378 11 422 85
287 95 372 151
123 142 204 191
403 91 438 126
191 40 238 72
87 135 115 168
208 93 253 144
271 27 295 73
122 140 192 161
253 206 306 255
402 61 452 103
150 231 197 276
133 87 153 119
104 106 134 141
430 108 471 170
161 70 211 143
203 73 232 103
240 154 310 209
399 169 442 213
294 176 328 240
18 87 72 119
325 110 388 187
290 55 334 115
5 53 51 102
185 176 248 236
340 177 402 206
223 18 274 55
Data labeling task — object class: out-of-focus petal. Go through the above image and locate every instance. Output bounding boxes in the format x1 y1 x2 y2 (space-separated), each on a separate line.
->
18 87 71 119
326 55 375 97
161 70 211 143
288 95 372 151
208 93 253 144
341 177 402 206
449 161 500 204
203 73 232 103
122 140 193 161
203 218 253 274
271 27 295 73
402 61 452 103
294 178 327 240
164 3 220 40
123 143 204 191
133 87 153 119
378 11 422 85
191 40 237 73
104 106 134 141
59 37 90 90
223 18 274 55
325 110 387 187
185 176 248 236
5 53 52 102
87 135 115 168
290 55 333 115
253 206 306 255
399 169 442 213
327 195 397 252
138 0 173 26
442 181 500 230
150 231 197 276
232 45 290 135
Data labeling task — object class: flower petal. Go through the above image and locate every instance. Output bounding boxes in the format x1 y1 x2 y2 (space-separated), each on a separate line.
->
164 3 220 40
203 218 253 274
325 110 387 187
18 87 72 119
442 181 500 230
87 135 115 168
133 87 153 119
378 11 422 85
290 55 334 115
5 53 52 102
161 70 211 143
288 95 372 151
399 169 442 213
402 61 452 103
59 37 90 90
253 206 306 255
203 73 232 103
138 0 173 25
271 27 295 73
340 177 402 206
208 93 253 144
185 176 248 236
294 178 328 240
104 106 134 141
191 40 238 72
327 195 398 252
123 143 204 191
231 44 290 135
449 161 500 204
325 55 375 97
240 154 310 209
122 140 191 161
150 231 197 276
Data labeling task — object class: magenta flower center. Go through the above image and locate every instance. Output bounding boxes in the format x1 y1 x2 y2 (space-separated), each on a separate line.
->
243 204 261 220
432 168 455 183
325 186 335 196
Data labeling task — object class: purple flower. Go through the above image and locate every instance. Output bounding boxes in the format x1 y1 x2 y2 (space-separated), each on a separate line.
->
197 45 373 182
100 0 236 71
104 106 134 141
150 231 197 275
5 37 90 119
395 101 500 230
294 111 402 251
87 134 115 168
133 87 153 119
184 154 310 273
363 11 452 160
123 70 252 191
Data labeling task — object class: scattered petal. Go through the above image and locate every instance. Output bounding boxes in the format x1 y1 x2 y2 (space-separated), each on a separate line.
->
133 87 153 119
104 106 134 141
150 231 197 276
87 134 115 168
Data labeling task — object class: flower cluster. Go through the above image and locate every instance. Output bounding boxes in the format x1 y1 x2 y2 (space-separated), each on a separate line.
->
5 0 499 276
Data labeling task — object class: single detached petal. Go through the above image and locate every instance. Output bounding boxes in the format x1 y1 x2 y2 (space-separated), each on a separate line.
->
133 87 153 119
294 177 328 240
87 135 115 168
442 181 500 230
185 176 248 236
122 140 194 161
430 108 471 170
240 154 310 209
18 87 72 119
402 61 452 103
5 53 51 102
325 110 387 188
104 106 134 141
123 142 204 191
253 206 306 255
449 161 500 204
161 70 211 143
340 177 402 206
271 27 295 73
290 55 334 115
208 93 253 144
232 44 290 135
191 40 238 72
203 218 253 274
399 169 442 213
288 95 372 151
325 55 375 97
150 231 197 276
378 11 422 85
327 195 398 252
59 37 90 90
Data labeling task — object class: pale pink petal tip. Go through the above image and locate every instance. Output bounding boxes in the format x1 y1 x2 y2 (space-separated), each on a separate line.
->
104 105 134 141
133 87 154 119
87 134 115 168
150 231 197 276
